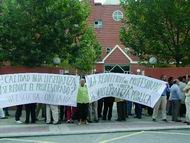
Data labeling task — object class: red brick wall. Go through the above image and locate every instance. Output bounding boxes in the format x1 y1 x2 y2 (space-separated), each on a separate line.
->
130 64 144 74
143 67 190 79
95 63 104 73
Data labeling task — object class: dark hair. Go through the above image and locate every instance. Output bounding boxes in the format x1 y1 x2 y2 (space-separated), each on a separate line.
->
178 76 183 81
173 80 177 84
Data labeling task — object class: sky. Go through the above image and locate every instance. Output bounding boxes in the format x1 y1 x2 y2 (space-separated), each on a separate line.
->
95 0 106 3
94 0 120 4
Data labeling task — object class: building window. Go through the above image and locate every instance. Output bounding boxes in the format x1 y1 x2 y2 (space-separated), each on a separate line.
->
112 10 123 22
106 48 112 54
94 20 103 28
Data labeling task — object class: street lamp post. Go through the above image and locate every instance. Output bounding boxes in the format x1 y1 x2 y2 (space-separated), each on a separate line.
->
53 56 61 67
149 56 157 68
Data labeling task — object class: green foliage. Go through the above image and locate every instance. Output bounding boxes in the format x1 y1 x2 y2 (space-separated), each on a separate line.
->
0 0 101 70
120 0 190 66
71 27 101 73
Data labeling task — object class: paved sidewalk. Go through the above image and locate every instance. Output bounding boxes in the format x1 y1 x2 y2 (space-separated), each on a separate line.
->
0 110 190 138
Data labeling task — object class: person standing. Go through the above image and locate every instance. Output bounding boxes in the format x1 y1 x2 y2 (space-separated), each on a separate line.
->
3 108 9 117
15 105 23 123
183 81 190 125
77 79 89 125
134 103 142 119
178 76 187 117
152 75 169 122
65 106 76 123
46 104 59 124
0 108 6 119
102 97 115 120
116 98 126 121
98 98 104 119
88 101 98 122
169 79 182 122
25 103 36 124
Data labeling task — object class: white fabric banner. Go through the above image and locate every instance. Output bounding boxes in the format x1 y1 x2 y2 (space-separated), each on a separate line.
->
86 73 166 108
0 73 80 108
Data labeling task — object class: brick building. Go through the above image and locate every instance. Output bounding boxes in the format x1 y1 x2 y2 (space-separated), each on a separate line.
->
88 0 190 78
89 0 140 74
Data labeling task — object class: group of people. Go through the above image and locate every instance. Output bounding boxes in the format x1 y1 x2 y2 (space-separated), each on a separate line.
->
1 75 190 126
152 75 190 125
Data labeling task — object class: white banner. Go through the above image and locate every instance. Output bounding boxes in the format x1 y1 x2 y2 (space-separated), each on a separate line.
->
86 73 166 108
0 73 80 108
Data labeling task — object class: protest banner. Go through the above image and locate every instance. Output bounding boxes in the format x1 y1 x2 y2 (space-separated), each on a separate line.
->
86 73 167 108
0 73 80 108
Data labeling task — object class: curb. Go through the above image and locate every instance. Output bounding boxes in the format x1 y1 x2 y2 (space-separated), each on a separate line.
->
0 125 190 138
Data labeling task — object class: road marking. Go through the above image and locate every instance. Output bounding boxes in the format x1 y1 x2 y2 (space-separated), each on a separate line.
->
0 138 55 143
146 131 190 136
99 131 144 143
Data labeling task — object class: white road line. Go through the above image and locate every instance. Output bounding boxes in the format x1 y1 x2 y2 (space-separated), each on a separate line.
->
146 131 190 136
99 131 145 143
0 138 55 143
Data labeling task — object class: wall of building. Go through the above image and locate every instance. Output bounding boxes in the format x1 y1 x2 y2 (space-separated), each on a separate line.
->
95 63 104 73
143 67 190 79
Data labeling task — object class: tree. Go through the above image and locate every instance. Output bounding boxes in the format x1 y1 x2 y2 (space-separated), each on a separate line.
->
73 27 101 73
120 0 190 66
0 0 101 70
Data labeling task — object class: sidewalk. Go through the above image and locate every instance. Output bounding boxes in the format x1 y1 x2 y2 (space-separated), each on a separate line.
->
0 109 190 138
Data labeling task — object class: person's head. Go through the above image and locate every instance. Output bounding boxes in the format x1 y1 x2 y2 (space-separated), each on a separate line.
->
160 75 167 81
173 79 179 85
80 79 85 87
178 76 183 82
168 76 173 83
182 76 186 82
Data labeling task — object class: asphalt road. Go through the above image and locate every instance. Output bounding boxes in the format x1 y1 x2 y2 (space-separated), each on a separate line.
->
0 129 190 143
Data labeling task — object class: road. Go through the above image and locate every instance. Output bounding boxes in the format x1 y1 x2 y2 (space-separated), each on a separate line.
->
0 129 190 143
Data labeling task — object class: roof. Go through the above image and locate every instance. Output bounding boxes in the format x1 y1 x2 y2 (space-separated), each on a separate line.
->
97 45 138 64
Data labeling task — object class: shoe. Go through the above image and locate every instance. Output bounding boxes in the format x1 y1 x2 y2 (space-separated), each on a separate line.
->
46 121 52 124
0 117 8 119
152 118 156 122
16 120 23 124
66 120 71 123
85 121 89 125
134 116 141 119
162 119 168 122
94 120 99 123
175 119 182 122
88 120 92 123
187 122 190 125
53 121 60 125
